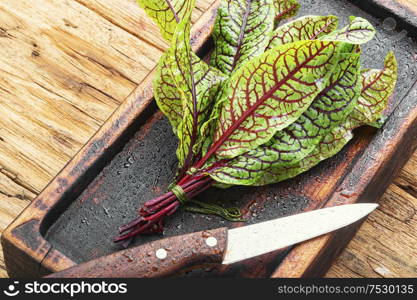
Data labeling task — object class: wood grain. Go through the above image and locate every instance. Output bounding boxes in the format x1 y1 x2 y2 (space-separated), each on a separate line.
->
326 156 417 277
0 0 416 278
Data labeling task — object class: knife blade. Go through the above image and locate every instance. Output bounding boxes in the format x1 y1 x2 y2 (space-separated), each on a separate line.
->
45 203 377 278
222 203 378 264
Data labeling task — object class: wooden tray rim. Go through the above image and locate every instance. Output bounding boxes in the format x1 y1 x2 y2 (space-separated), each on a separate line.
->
2 0 417 278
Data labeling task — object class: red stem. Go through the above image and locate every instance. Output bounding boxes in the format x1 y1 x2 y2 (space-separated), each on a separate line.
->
114 220 156 242
115 175 214 243
145 177 210 213
143 191 174 208
145 194 177 213
143 201 180 222
144 176 201 208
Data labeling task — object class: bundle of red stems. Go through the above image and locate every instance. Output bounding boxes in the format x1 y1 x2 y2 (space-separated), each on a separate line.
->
114 174 213 243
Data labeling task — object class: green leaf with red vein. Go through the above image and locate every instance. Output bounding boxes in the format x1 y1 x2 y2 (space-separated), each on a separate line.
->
270 122 356 183
136 0 194 42
208 122 355 187
264 52 397 183
266 15 339 51
205 44 361 186
154 53 183 133
167 10 226 170
273 0 300 26
202 40 356 163
261 106 375 184
207 52 397 186
350 51 398 128
210 0 275 74
320 16 376 44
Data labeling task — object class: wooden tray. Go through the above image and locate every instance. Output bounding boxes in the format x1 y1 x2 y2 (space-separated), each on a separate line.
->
2 0 417 278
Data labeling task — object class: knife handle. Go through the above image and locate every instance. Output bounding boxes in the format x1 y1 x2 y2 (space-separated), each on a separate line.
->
45 227 228 278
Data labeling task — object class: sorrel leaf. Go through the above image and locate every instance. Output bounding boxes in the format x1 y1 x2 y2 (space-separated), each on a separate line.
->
207 122 356 187
271 95 386 184
207 52 397 186
210 0 275 74
350 51 398 128
154 53 183 133
271 122 356 183
320 16 376 44
279 52 397 182
168 10 226 169
273 0 300 25
266 15 338 50
206 45 362 186
136 0 194 42
205 40 355 161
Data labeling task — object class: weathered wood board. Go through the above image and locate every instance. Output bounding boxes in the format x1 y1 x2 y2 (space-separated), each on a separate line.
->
2 1 413 274
0 0 213 277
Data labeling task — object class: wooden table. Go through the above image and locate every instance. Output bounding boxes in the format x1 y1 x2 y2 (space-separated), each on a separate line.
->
0 0 416 278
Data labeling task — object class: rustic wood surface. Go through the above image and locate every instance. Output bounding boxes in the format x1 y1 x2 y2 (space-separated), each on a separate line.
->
0 0 416 278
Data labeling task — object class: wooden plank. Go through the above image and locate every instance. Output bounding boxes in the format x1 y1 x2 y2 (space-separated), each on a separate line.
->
0 0 162 194
0 171 34 277
0 0 416 278
326 157 417 277
71 0 210 51
0 0 218 277
351 0 417 36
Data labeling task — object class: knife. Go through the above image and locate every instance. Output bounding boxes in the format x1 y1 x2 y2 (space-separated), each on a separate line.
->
45 203 377 278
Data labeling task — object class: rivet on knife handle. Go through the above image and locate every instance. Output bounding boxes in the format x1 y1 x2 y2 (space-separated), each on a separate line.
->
45 227 228 278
